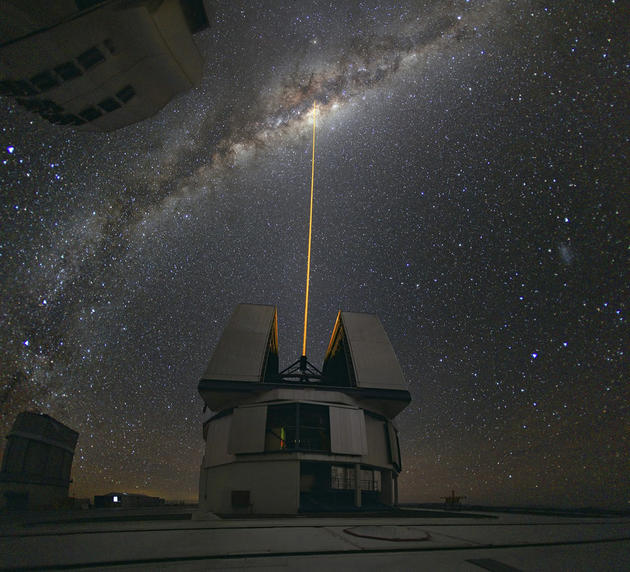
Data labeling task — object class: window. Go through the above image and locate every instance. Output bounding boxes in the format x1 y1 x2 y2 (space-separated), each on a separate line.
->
265 403 329 452
331 465 355 489
116 85 135 103
0 80 37 97
79 106 102 121
265 404 295 450
30 71 60 92
231 490 250 508
112 495 119 503
98 97 121 112
330 466 381 491
55 62 82 81
361 469 381 492
300 404 330 451
77 47 105 70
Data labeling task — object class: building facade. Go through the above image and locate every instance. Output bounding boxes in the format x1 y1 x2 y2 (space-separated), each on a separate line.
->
0 0 211 130
0 412 78 509
198 304 411 515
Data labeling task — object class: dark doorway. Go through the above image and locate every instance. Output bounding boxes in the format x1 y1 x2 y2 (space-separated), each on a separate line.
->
4 491 29 510
300 461 332 511
299 462 356 512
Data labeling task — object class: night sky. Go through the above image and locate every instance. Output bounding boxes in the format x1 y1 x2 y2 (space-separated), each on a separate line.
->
1 1 628 508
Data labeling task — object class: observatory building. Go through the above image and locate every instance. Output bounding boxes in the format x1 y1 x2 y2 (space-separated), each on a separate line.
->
0 412 78 510
198 304 411 515
0 0 211 131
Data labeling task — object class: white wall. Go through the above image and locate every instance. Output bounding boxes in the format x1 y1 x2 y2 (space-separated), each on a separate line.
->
329 406 367 455
0 482 68 509
364 414 389 467
228 406 267 453
203 414 235 467
200 459 299 514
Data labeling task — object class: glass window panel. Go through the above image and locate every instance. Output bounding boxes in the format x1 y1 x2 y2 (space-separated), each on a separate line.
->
265 403 331 452
298 404 330 452
265 404 296 451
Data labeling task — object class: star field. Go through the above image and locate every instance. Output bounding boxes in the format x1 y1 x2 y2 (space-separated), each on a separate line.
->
1 1 628 507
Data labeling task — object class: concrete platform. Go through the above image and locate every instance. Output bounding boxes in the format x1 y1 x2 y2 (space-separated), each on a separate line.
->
1 507 629 570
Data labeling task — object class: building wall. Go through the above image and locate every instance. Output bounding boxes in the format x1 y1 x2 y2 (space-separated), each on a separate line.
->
0 0 204 130
199 390 403 514
0 1 83 42
203 414 235 467
0 412 78 509
203 400 396 468
364 414 389 467
0 481 68 510
200 459 299 514
1 436 73 486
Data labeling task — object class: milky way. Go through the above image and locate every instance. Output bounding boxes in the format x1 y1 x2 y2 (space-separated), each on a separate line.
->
1 0 628 506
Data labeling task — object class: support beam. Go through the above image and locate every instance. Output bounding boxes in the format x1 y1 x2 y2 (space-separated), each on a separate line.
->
380 470 394 505
296 461 302 512
354 463 362 508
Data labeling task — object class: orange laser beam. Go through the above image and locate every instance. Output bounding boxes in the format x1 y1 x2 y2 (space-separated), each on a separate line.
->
302 102 317 357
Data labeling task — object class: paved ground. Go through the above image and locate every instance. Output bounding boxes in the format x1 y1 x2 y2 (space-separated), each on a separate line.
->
1 507 629 570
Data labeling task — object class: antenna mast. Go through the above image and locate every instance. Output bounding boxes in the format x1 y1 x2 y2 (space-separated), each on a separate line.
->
301 101 317 366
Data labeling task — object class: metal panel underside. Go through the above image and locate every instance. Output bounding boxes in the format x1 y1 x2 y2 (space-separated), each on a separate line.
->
204 415 233 467
387 422 401 469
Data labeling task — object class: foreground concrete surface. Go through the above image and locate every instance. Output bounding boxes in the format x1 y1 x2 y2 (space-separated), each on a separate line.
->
1 507 629 571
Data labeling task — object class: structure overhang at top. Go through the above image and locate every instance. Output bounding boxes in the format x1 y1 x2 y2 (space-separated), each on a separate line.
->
0 0 212 131
198 304 411 415
202 304 278 383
